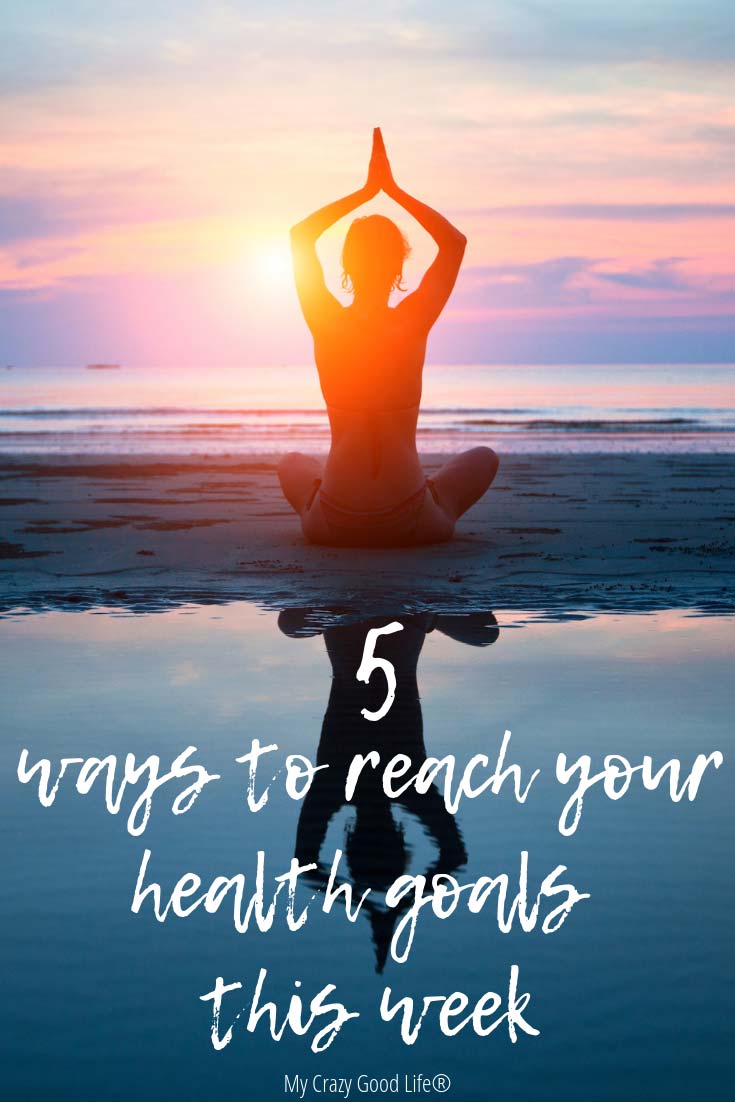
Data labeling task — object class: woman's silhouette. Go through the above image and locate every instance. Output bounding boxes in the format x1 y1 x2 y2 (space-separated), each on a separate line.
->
279 128 498 547
278 608 499 970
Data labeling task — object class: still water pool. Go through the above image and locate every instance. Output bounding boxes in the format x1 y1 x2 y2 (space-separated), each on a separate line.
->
1 604 732 1100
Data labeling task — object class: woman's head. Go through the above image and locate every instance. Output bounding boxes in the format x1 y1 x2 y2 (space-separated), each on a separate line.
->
341 214 410 299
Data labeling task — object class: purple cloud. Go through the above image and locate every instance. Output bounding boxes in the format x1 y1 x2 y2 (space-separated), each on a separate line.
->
458 203 735 222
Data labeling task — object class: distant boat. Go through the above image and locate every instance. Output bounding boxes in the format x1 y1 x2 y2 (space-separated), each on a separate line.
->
86 363 121 370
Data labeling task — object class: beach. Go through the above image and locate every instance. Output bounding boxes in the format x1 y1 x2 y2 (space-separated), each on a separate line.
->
4 1 735 1094
2 451 733 616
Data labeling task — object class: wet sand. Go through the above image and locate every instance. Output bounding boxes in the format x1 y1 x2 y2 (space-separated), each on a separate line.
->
1 452 734 616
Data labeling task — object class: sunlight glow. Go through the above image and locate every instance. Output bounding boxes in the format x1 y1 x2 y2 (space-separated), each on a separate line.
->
254 241 293 289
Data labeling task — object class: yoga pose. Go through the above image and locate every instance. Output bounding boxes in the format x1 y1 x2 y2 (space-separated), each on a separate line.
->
278 607 499 970
279 128 498 546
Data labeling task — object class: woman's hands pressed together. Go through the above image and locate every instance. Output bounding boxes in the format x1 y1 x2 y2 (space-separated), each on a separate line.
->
366 127 397 198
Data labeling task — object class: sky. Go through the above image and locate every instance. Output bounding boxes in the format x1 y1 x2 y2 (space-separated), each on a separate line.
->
1 0 734 366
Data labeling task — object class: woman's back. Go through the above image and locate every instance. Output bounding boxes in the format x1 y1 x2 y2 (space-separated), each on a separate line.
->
315 303 426 507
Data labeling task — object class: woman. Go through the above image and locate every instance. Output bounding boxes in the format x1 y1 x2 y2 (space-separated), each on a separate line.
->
279 606 498 970
279 128 498 546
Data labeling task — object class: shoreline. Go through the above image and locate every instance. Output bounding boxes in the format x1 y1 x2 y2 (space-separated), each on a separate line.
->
1 451 734 618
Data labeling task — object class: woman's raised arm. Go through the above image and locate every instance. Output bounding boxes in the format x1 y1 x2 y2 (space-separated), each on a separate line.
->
290 132 383 330
372 129 467 329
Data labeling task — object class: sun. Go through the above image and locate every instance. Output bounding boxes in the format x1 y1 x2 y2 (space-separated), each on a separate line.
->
255 240 293 288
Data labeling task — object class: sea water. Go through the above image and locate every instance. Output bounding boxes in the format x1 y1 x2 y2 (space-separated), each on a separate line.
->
2 362 734 454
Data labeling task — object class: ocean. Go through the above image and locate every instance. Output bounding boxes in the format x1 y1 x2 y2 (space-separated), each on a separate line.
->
2 363 734 455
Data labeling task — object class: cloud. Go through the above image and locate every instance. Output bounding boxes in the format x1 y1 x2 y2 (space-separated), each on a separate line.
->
596 258 691 291
0 197 69 244
460 203 735 221
0 175 206 250
417 0 735 66
456 257 597 309
453 256 735 311
690 123 735 146
427 310 735 364
3 0 735 103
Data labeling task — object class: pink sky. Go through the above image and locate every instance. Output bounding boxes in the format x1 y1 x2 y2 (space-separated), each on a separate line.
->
1 1 734 364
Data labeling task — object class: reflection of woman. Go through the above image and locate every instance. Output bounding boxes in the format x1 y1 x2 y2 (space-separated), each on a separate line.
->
278 128 498 547
278 609 499 970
